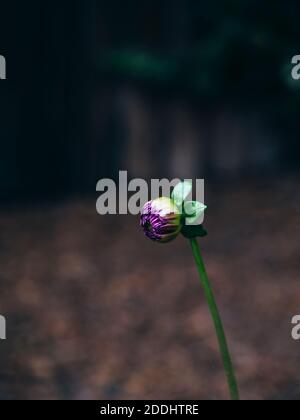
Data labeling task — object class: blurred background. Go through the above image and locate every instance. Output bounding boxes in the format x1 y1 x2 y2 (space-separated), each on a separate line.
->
0 0 299 399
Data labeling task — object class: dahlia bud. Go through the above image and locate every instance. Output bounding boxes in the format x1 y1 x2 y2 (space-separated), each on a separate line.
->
140 197 182 243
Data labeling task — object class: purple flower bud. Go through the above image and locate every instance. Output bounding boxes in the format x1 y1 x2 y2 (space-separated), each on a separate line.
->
140 197 182 243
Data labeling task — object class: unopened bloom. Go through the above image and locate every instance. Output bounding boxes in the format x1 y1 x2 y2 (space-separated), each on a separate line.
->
140 197 182 243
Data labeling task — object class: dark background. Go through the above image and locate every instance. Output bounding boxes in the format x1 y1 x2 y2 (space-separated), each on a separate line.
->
0 0 299 400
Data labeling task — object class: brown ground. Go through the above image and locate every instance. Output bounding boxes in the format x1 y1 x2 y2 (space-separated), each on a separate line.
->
0 177 299 400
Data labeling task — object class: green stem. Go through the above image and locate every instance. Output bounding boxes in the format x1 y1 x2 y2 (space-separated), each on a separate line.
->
190 238 240 401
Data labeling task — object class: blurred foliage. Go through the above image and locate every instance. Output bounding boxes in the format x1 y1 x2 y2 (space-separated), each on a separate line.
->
99 49 178 84
97 0 300 106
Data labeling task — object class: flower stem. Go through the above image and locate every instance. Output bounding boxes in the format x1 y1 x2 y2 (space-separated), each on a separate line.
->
189 238 240 400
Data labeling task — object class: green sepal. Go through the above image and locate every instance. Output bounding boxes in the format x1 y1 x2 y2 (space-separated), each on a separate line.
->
182 201 207 225
171 181 192 207
181 224 208 239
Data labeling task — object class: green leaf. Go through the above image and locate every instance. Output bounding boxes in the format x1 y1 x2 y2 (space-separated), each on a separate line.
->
183 201 207 225
181 224 208 239
171 181 192 207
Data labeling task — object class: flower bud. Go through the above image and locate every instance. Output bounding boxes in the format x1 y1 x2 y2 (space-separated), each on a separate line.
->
140 197 182 243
